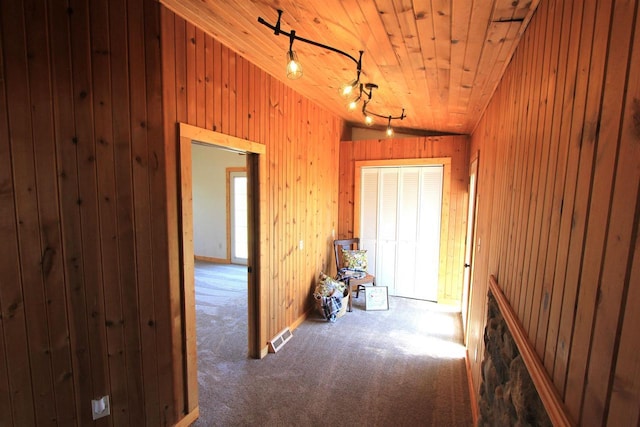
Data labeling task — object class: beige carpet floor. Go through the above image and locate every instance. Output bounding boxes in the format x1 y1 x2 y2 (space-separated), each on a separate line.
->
193 261 473 426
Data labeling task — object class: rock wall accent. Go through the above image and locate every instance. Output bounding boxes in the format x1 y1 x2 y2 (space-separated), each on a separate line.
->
478 291 552 427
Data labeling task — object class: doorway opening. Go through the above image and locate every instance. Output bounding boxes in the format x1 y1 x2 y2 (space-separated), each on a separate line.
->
178 123 267 415
190 144 248 367
191 145 246 265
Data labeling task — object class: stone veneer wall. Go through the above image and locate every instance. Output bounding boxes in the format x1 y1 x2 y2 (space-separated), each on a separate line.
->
478 291 552 427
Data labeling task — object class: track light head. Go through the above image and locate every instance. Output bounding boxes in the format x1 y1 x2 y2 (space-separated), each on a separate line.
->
362 100 374 125
386 116 394 136
347 84 363 110
340 78 359 98
286 31 303 79
286 50 302 79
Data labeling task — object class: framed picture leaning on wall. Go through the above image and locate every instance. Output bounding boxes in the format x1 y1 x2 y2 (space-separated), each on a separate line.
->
365 286 389 310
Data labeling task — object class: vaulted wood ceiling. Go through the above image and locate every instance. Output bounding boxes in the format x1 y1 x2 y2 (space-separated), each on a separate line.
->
160 0 540 135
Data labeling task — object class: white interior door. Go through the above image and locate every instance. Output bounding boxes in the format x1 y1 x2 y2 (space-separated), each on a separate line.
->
417 167 443 300
462 157 478 340
360 165 443 301
395 168 419 298
360 170 379 278
377 169 398 293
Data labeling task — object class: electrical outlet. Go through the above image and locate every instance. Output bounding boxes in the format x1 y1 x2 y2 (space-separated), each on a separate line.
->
91 395 110 420
299 240 304 250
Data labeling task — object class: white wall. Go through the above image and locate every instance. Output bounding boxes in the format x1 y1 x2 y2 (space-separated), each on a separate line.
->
191 143 246 260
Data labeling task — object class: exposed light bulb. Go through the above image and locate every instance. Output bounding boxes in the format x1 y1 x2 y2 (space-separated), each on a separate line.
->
364 115 374 126
286 50 302 80
348 100 358 110
340 79 358 98
386 117 394 136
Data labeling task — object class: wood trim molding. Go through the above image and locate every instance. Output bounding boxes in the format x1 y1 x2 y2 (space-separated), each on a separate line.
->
180 122 266 154
488 275 574 427
178 135 198 413
194 255 228 264
173 407 199 427
465 349 479 426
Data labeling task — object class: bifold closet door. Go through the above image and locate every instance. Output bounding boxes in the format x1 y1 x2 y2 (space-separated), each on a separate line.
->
360 166 443 301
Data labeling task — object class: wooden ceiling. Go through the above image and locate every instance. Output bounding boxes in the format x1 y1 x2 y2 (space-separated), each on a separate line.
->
160 0 540 135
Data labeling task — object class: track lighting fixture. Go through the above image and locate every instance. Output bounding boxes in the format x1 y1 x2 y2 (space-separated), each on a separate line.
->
258 10 362 88
257 9 406 135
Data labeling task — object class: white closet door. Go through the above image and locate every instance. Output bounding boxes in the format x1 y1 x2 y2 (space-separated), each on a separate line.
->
360 165 443 301
395 168 420 298
416 167 443 301
377 169 398 294
360 169 379 270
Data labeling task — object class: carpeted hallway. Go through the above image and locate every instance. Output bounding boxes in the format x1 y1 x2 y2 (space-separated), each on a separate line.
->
193 261 473 426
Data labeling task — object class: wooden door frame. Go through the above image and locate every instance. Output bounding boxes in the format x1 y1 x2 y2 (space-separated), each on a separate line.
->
178 123 267 415
353 158 451 303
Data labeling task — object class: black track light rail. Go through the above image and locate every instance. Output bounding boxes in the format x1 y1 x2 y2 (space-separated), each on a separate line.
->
360 83 406 121
258 10 363 72
364 107 406 121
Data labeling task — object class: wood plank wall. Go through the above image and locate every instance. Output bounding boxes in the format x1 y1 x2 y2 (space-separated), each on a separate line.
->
0 0 178 425
0 1 343 424
466 0 640 424
338 136 469 305
160 7 343 351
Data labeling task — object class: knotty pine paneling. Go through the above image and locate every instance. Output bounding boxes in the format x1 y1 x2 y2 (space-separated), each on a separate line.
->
466 0 640 424
1 0 343 425
161 8 343 356
338 136 470 306
0 0 176 425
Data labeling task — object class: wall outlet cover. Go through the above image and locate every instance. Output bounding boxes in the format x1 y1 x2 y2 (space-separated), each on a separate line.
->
91 395 110 420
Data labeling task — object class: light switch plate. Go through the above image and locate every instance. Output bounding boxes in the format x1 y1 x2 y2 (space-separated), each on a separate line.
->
91 395 110 420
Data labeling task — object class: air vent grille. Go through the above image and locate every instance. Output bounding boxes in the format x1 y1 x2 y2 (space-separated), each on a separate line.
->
268 327 293 353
